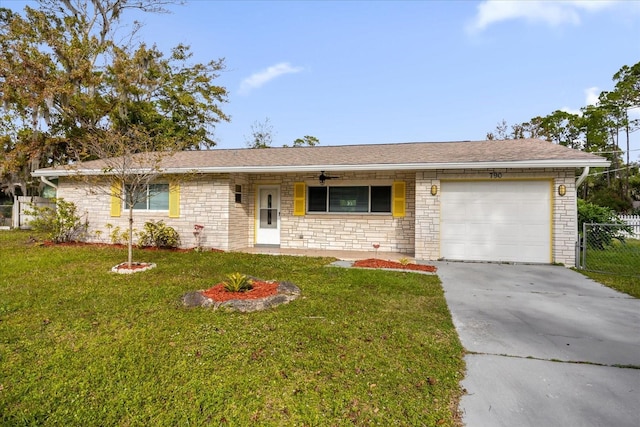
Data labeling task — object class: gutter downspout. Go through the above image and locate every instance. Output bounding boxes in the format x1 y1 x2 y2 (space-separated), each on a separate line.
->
575 166 589 188
574 167 589 268
40 176 58 190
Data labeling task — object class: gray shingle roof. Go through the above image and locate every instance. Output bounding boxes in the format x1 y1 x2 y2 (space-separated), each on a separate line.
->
32 139 610 177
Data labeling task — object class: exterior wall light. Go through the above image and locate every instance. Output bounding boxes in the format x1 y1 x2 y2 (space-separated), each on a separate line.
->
430 185 438 196
558 184 566 197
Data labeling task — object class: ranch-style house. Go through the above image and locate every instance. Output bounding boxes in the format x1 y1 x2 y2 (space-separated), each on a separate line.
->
32 138 610 266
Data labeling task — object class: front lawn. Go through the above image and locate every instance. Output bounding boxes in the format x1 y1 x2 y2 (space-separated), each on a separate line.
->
580 238 640 298
582 238 640 276
0 231 465 426
579 271 640 298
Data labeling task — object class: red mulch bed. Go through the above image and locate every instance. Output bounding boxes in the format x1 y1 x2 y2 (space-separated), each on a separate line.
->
352 258 437 273
201 280 279 302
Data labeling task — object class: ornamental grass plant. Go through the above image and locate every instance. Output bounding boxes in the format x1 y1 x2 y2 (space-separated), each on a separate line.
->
0 230 465 426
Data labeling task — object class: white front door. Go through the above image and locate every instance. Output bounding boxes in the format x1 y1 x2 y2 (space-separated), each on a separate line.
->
256 186 280 245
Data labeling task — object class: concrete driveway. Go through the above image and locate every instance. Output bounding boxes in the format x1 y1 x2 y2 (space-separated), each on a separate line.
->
435 262 640 427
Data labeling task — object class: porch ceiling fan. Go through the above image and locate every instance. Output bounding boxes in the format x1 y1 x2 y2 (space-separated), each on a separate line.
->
317 171 339 185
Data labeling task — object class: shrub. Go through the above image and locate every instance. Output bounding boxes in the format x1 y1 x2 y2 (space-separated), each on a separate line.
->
223 273 253 293
578 199 631 249
105 224 131 245
588 189 633 213
138 220 180 248
26 198 88 243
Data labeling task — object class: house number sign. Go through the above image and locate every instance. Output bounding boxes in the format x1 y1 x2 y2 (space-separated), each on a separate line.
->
489 172 503 179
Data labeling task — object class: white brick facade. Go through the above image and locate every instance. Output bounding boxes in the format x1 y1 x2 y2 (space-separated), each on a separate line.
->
57 166 578 265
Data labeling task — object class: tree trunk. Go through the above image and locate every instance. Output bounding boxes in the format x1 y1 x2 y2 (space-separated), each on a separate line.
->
128 206 134 267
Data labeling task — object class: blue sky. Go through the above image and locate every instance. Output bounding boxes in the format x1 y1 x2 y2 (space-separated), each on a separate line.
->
5 0 640 157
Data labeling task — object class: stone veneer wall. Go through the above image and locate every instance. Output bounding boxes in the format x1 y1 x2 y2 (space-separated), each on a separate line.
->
414 168 578 266
251 171 416 254
57 175 235 250
228 174 252 250
57 167 578 265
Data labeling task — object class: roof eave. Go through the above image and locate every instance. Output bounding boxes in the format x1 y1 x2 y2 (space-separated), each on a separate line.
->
32 159 611 177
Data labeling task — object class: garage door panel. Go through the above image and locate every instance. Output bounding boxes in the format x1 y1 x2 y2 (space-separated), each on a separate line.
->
440 181 551 263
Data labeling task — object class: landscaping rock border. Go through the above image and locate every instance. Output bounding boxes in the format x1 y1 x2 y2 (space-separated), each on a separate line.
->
111 262 157 274
182 281 301 312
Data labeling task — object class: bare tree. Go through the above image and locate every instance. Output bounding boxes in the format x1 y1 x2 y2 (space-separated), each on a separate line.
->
245 118 274 149
69 125 177 267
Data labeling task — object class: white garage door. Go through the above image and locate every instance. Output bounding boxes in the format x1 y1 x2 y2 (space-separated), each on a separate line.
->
440 181 551 263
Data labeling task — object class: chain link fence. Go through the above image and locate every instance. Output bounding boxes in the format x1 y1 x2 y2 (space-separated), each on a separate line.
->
578 222 640 277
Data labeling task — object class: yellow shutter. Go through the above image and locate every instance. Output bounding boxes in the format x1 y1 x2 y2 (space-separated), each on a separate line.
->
168 182 180 218
392 181 406 218
293 182 306 216
110 182 122 217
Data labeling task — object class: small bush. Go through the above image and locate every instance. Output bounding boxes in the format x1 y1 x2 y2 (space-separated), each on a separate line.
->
223 273 253 293
105 224 130 245
138 220 180 248
578 199 631 249
26 198 88 243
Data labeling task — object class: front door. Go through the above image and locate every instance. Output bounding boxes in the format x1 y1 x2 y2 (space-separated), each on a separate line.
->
256 186 280 245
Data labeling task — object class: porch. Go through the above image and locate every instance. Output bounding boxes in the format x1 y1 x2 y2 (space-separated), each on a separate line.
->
234 246 416 262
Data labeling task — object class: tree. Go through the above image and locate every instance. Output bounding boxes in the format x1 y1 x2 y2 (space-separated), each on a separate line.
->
71 125 177 267
245 117 274 149
531 110 583 149
486 119 539 140
290 135 320 147
486 119 509 140
484 60 640 208
0 1 229 196
613 62 640 168
1 0 229 265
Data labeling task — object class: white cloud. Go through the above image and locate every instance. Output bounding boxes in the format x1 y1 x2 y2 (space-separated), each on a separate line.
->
561 86 601 115
584 86 600 105
560 106 582 115
239 62 303 95
467 0 618 33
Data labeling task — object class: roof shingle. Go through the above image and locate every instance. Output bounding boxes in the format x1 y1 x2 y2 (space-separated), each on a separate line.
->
32 139 610 177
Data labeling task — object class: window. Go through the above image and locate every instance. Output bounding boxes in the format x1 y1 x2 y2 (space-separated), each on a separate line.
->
125 183 169 210
308 185 392 213
235 184 243 204
371 186 392 212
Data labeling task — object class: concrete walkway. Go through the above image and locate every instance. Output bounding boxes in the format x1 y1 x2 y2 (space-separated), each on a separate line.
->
235 246 413 262
435 262 640 427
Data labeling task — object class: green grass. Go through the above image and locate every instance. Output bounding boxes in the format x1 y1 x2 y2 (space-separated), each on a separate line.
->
583 238 640 276
579 271 640 298
580 238 640 298
0 231 465 426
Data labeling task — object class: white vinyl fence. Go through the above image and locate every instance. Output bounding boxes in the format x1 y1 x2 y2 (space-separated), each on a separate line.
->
9 196 55 229
619 214 640 239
